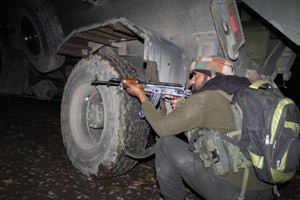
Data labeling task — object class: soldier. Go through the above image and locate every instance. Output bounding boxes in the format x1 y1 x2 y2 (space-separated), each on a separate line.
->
124 57 273 200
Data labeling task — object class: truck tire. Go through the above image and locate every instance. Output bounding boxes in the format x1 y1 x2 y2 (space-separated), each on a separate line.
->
61 54 150 178
15 0 65 73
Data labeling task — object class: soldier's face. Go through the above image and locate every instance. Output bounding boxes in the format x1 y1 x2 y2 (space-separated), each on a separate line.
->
189 71 210 92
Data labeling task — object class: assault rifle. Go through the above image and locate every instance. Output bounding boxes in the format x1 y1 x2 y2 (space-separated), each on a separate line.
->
91 77 192 114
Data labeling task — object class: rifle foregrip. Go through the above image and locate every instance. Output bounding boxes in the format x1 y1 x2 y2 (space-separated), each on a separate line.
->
121 78 145 89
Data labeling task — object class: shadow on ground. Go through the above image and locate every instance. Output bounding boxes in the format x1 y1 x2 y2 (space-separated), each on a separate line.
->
0 97 299 199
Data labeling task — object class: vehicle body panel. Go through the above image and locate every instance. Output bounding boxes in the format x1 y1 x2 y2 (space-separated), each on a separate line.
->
243 0 300 46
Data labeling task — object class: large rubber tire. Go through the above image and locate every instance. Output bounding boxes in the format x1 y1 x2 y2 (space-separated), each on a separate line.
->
61 54 150 178
15 0 65 73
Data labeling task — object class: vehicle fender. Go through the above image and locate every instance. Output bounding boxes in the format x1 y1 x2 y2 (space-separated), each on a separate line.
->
58 18 188 86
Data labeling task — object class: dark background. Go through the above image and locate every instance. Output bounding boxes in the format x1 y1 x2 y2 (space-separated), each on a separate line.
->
278 50 300 108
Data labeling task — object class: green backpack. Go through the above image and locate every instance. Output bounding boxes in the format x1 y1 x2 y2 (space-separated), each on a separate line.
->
189 81 300 198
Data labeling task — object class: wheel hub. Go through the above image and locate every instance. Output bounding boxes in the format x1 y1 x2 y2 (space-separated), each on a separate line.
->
87 103 104 129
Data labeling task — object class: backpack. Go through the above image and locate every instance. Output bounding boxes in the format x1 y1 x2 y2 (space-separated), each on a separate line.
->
233 81 300 184
189 80 300 198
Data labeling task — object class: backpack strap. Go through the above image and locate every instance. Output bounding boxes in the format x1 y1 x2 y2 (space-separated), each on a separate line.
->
215 90 252 199
216 90 243 131
215 90 233 101
273 185 280 198
238 165 250 200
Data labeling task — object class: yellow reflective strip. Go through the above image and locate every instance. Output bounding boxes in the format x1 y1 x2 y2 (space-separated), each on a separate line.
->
272 150 295 182
248 150 264 169
249 80 271 89
271 168 295 182
285 121 300 133
271 98 295 144
277 150 288 171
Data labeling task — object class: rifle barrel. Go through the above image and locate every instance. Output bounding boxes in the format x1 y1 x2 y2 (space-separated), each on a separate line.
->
91 80 120 86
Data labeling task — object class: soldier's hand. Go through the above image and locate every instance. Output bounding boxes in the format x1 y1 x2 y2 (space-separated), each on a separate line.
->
123 82 147 103
164 95 181 109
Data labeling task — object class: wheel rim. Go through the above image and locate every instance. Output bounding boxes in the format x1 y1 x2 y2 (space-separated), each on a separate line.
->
86 88 105 140
20 16 41 56
70 83 105 150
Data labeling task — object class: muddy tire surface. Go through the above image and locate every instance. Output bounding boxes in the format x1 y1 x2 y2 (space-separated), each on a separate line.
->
14 0 65 73
61 54 150 178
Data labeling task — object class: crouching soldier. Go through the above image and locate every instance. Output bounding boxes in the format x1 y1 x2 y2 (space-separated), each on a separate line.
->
124 57 274 200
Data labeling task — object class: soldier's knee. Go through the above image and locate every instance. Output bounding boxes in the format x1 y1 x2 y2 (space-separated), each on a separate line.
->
156 136 177 153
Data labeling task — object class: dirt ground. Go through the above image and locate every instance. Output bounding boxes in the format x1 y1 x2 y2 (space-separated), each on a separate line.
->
0 97 299 200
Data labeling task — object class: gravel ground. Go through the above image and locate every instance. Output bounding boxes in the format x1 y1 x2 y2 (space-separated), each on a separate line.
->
0 97 299 200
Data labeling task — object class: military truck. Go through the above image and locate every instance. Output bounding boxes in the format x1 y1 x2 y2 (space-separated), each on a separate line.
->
0 0 299 178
